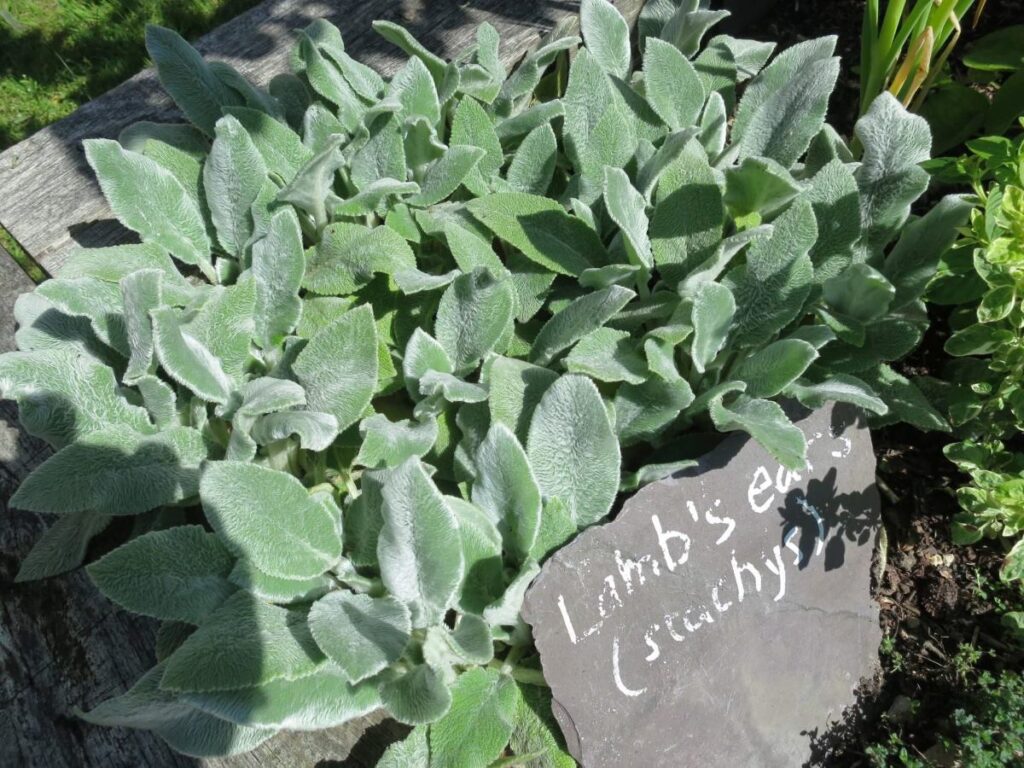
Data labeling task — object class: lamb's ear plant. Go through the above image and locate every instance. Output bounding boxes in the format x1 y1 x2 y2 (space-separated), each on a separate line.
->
1 0 964 763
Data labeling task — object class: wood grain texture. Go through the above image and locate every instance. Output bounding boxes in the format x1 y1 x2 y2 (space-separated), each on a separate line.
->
0 0 641 275
0 1 642 765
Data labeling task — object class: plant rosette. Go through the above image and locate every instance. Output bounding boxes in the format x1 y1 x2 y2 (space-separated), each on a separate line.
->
0 0 965 763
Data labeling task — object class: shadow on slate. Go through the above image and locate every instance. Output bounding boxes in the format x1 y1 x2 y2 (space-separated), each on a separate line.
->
522 402 883 768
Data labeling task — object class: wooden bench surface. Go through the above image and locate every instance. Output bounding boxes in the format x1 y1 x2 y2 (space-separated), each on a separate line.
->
0 1 641 766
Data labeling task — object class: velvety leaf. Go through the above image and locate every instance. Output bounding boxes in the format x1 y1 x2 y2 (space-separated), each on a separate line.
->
252 208 304 347
379 664 452 725
489 356 558 444
408 145 485 207
378 726 430 768
786 374 888 415
146 26 239 136
614 377 694 445
120 270 163 382
483 560 540 627
565 327 647 384
733 37 839 167
152 307 232 403
430 668 518 768
79 663 275 757
727 200 816 346
184 278 257 384
883 195 972 311
309 592 411 684
581 0 631 79
473 424 542 562
450 98 503 195
709 394 806 470
724 156 801 219
201 462 341 579
379 459 464 627
863 365 950 431
184 664 380 730
734 339 819 398
854 93 932 257
0 348 152 447
527 375 619 527
11 426 206 516
294 305 378 432
603 167 652 267
510 682 576 768
204 115 266 256
224 106 312 182
160 591 326 692
250 410 339 451
690 281 735 374
506 124 557 195
229 561 332 605
15 510 112 583
304 223 415 296
803 159 861 282
643 38 705 130
531 285 635 366
84 139 211 273
87 526 235 624
468 192 607 275
355 414 438 468
59 243 194 303
445 495 504 613
435 268 515 371
823 263 894 323
36 277 128 356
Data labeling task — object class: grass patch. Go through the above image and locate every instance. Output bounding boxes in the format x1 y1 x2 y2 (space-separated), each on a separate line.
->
0 224 45 283
0 0 264 150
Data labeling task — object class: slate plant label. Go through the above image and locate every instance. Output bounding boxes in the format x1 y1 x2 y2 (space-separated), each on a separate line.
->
523 403 882 767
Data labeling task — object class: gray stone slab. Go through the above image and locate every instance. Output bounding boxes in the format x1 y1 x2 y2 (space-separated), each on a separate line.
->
522 403 882 767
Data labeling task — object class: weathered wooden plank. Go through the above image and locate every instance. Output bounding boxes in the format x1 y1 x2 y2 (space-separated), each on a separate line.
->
0 0 641 275
0 2 643 766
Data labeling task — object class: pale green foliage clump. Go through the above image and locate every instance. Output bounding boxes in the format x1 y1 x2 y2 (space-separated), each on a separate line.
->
0 0 965 763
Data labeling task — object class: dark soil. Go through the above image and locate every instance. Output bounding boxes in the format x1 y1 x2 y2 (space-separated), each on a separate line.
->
733 1 1024 764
